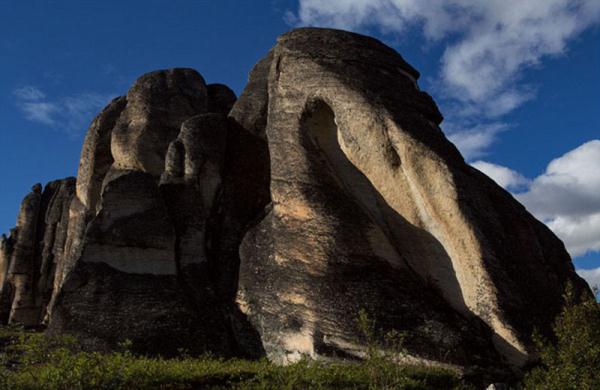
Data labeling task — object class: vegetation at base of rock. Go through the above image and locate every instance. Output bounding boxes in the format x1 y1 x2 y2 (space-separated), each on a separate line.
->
0 327 464 390
522 285 600 389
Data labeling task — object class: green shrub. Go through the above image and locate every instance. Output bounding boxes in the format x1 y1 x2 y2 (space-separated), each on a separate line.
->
523 285 600 389
0 325 463 389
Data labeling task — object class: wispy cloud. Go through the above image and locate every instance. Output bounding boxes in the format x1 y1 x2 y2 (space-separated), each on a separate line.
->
288 0 600 158
445 122 508 160
13 85 115 136
20 101 59 126
62 93 114 131
13 86 46 101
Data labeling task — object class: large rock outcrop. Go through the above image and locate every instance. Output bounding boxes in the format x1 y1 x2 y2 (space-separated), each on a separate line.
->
43 69 269 356
231 28 590 368
0 28 590 375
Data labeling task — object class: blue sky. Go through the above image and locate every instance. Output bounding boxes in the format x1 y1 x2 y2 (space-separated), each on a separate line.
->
1 1 599 287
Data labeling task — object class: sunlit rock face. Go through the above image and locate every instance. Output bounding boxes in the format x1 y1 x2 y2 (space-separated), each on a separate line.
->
231 28 590 368
0 28 590 375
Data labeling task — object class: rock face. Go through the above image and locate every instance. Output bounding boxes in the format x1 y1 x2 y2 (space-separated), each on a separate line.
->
43 69 270 356
230 28 590 368
0 28 590 374
0 179 75 326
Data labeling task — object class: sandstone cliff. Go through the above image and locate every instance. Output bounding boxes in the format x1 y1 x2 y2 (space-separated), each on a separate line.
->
0 28 590 374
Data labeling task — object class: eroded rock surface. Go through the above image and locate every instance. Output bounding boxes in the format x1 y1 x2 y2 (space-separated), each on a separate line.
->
41 68 269 357
0 28 590 376
0 179 75 326
231 28 590 368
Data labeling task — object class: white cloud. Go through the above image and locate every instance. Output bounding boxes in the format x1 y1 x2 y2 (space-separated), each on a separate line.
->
290 0 600 157
446 122 507 160
457 140 600 258
13 86 115 135
577 268 600 291
517 140 600 219
471 160 530 191
547 213 600 257
293 0 600 105
516 140 600 257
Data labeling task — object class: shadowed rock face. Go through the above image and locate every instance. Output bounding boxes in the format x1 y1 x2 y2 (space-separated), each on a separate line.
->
0 28 590 375
0 179 75 326
43 68 270 357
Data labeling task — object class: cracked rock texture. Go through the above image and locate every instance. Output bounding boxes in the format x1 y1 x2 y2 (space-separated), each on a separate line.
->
0 28 590 376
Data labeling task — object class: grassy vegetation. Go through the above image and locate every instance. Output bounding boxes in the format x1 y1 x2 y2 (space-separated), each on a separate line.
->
4 291 597 389
0 326 464 390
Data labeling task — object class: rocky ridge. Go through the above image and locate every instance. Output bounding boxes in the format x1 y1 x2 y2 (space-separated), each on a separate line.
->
0 28 590 376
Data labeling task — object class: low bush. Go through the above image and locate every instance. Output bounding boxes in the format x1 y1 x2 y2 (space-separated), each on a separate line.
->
523 285 600 389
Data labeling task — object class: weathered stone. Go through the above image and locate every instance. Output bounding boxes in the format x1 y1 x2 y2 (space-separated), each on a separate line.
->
0 232 15 322
232 27 590 368
4 184 43 326
160 114 229 270
207 84 237 114
208 118 271 300
0 28 590 380
0 179 75 326
0 234 13 292
111 68 208 175
49 261 235 356
46 69 257 357
48 96 127 319
37 178 76 320
229 50 273 138
80 168 176 274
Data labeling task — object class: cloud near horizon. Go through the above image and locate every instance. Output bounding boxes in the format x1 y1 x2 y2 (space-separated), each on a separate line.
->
289 0 600 158
470 160 530 191
474 140 600 291
516 140 600 257
473 140 600 290
473 140 600 258
13 85 115 136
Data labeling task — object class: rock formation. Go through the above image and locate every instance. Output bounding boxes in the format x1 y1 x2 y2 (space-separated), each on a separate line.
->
42 69 269 356
230 28 591 369
0 28 590 375
0 179 75 326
